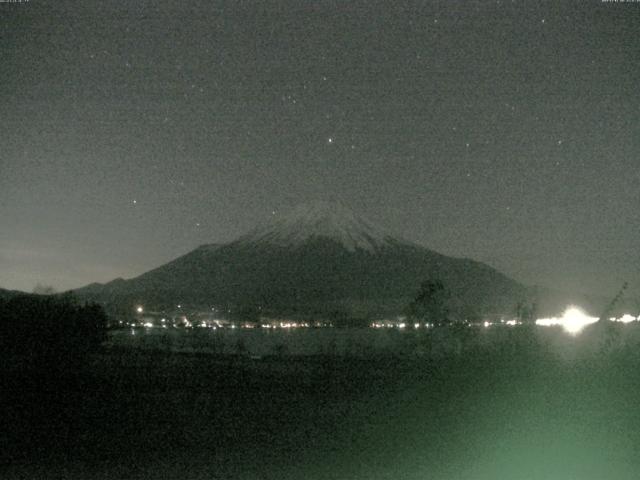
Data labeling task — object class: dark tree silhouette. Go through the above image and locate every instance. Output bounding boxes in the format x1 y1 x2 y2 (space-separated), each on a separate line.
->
406 280 450 326
515 300 537 324
0 293 108 370
32 283 56 295
599 282 628 322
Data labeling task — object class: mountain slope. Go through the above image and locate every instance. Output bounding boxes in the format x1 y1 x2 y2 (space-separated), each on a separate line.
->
75 203 529 319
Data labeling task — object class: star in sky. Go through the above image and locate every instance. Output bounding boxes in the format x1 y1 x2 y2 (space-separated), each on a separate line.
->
1 1 638 297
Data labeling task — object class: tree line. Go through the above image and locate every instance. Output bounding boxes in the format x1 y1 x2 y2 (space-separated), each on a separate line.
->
0 293 107 368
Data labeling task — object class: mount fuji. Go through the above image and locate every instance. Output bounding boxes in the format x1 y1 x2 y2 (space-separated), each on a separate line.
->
75 202 528 321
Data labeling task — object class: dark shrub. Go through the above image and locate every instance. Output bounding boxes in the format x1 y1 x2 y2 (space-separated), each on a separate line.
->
0 293 107 370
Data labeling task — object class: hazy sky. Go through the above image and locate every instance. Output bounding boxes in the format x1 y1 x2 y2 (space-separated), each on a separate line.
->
1 0 639 297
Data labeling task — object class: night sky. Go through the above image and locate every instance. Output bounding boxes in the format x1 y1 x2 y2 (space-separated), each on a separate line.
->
1 0 638 297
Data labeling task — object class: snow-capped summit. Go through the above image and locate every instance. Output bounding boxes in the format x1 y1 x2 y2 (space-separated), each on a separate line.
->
237 201 406 252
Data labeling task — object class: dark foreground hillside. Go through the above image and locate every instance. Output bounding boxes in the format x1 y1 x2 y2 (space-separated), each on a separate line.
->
3 329 640 480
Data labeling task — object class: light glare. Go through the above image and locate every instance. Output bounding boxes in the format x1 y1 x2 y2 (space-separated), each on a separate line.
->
536 306 598 335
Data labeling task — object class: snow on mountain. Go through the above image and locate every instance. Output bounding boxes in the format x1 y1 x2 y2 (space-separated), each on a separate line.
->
236 201 409 252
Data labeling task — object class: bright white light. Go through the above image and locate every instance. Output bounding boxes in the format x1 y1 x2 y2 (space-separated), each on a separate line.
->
483 321 490 328
143 322 153 328
536 306 598 335
136 306 143 313
562 307 597 334
616 314 637 324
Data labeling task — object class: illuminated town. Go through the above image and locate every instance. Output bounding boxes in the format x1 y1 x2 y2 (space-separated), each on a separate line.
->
128 304 639 336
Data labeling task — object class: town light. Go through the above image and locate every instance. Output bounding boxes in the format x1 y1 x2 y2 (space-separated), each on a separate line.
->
536 306 598 335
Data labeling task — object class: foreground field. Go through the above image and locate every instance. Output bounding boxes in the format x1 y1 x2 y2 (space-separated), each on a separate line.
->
3 328 640 479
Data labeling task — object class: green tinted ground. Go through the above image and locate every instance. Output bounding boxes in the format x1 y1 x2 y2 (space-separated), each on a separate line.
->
3 339 640 479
